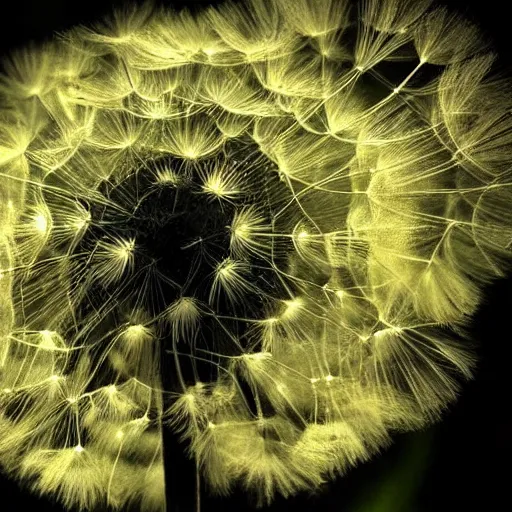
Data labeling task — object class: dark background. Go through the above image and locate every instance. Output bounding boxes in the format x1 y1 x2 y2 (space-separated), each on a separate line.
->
1 1 511 511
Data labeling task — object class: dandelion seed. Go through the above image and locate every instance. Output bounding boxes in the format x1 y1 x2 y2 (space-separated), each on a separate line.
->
281 297 304 320
34 214 48 233
228 205 270 258
209 258 255 307
200 161 243 202
92 237 136 286
165 296 201 342
122 323 153 345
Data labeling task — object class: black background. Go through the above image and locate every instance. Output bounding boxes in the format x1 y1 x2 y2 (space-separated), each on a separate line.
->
0 1 511 511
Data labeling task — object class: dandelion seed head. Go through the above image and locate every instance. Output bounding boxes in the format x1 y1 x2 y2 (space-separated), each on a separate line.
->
1 0 511 508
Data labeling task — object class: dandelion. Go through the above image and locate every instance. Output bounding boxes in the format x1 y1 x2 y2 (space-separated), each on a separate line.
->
1 0 512 511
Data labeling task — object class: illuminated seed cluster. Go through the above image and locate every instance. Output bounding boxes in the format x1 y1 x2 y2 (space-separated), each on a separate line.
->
1 0 512 510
